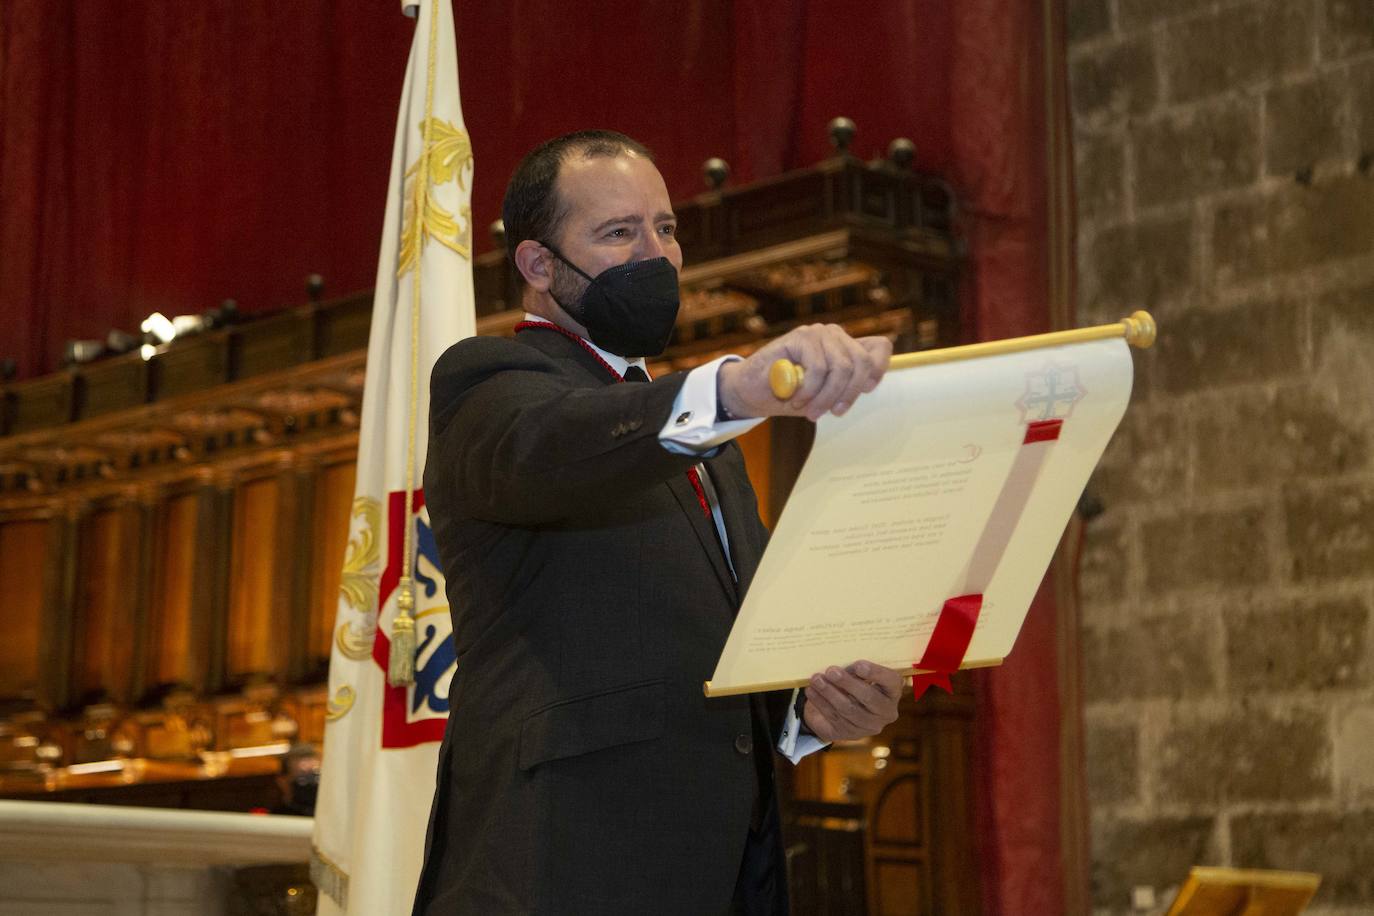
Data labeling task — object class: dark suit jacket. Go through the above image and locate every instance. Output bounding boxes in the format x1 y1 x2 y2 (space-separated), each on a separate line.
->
412 328 787 915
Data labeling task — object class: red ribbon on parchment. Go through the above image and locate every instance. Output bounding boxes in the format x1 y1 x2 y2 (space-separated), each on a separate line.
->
911 593 984 700
910 417 1065 699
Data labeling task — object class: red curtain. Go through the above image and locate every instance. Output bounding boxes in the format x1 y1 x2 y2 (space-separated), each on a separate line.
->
948 2 1066 911
0 1 1062 909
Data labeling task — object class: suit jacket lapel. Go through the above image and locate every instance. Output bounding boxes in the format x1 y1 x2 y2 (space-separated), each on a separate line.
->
705 443 762 595
667 472 739 604
517 326 741 604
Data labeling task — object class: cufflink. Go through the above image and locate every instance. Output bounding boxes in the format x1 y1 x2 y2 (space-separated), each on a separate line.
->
674 410 692 426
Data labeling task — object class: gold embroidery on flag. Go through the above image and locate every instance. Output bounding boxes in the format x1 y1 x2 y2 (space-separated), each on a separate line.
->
337 498 380 659
339 497 380 613
335 622 374 661
397 117 474 274
325 685 356 721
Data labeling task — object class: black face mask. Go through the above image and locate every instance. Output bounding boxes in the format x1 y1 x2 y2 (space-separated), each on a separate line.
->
543 244 681 358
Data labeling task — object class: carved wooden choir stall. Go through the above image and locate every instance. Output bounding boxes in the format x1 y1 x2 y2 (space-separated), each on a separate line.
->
0 122 978 915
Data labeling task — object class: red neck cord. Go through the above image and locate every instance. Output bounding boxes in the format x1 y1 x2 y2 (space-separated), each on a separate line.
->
515 320 626 382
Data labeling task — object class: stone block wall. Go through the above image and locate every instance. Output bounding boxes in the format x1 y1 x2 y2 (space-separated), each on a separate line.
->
1067 1 1374 913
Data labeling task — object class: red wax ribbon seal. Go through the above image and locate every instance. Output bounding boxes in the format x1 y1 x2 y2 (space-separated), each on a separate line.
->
1023 418 1063 444
911 593 984 700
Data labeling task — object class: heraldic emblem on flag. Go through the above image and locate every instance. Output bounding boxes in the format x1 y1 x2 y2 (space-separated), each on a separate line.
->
312 1 475 913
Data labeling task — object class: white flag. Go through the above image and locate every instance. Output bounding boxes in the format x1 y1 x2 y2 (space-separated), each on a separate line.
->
312 0 474 912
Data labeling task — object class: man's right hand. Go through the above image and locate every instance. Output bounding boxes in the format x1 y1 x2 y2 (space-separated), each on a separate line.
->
717 324 893 422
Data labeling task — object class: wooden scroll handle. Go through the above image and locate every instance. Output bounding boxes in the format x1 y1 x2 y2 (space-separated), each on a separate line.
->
767 309 1157 401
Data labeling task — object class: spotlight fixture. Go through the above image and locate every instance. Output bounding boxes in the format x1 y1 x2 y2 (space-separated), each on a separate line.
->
141 312 177 345
201 299 241 330
171 314 207 337
140 311 210 346
106 329 139 354
63 339 107 366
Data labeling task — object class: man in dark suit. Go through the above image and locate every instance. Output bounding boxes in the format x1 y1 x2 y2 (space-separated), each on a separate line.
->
414 130 905 915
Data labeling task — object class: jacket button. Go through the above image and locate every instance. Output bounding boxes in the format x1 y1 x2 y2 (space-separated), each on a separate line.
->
734 734 752 756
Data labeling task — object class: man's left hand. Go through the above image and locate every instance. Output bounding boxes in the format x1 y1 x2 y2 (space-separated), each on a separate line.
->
802 660 903 742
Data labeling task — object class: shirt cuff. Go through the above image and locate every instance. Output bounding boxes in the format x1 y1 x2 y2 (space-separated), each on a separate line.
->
777 688 830 764
658 356 765 455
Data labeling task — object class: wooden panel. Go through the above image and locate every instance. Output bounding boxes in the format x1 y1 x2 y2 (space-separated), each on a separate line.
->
855 169 901 226
0 518 49 698
151 334 229 399
150 493 199 686
40 511 81 709
76 356 149 419
75 506 135 702
227 476 281 677
289 690 328 746
926 700 980 916
0 772 281 812
767 417 814 527
874 859 924 916
310 461 356 667
314 293 373 357
734 420 772 526
8 374 73 433
233 309 314 379
127 501 157 702
472 255 516 318
277 467 315 683
727 172 829 247
872 772 922 846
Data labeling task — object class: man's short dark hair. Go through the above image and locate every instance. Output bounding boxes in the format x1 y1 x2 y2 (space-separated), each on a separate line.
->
281 741 318 775
501 130 654 279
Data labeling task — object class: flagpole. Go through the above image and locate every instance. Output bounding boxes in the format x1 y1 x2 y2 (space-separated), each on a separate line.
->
389 0 444 687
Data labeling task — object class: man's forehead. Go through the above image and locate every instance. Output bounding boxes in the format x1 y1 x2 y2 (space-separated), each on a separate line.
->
556 153 671 221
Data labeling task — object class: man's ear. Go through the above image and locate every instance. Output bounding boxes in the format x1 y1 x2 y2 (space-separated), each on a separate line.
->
514 240 554 292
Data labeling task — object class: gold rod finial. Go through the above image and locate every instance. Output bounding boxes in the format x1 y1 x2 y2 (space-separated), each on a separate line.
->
1123 310 1156 348
768 359 805 401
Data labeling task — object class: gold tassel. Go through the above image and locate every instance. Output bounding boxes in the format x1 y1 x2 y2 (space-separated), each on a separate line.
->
388 576 417 686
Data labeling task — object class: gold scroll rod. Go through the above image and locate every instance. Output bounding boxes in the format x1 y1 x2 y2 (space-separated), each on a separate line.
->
768 309 1157 400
